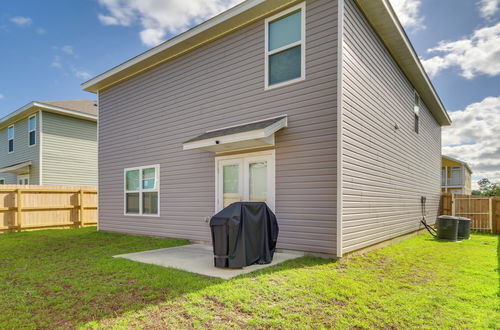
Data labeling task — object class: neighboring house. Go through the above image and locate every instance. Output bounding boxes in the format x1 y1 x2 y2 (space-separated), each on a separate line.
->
0 100 98 186
82 0 451 257
441 155 473 195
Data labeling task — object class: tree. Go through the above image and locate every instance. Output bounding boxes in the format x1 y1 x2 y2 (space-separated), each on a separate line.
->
476 178 500 196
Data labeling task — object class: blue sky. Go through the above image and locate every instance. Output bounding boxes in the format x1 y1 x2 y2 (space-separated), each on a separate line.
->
0 0 499 186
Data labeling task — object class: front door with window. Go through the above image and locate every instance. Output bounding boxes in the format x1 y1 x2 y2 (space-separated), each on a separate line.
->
216 152 275 211
18 174 29 185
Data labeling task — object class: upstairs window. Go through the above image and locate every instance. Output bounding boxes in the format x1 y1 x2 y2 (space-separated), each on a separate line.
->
265 3 305 89
125 165 159 216
414 92 420 134
7 125 14 153
29 115 36 146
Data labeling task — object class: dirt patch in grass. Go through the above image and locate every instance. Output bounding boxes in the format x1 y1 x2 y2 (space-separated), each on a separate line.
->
0 227 217 329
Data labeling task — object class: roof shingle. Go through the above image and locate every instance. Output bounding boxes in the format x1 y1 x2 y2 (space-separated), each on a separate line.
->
39 100 98 116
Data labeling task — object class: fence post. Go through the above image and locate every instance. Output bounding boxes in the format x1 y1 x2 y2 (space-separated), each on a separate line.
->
79 189 85 228
16 189 22 232
451 194 455 216
488 197 493 233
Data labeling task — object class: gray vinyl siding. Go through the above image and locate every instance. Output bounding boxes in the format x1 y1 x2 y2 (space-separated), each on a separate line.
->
0 114 40 184
98 0 338 254
41 111 97 186
340 0 441 253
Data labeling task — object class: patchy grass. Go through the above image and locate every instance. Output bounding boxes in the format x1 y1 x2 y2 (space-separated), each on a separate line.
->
0 227 216 329
0 228 498 329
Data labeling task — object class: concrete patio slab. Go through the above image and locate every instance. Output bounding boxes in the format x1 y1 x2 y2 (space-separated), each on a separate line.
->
114 244 302 280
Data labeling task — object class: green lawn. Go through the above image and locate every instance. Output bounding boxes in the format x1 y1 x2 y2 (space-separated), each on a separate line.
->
0 228 498 329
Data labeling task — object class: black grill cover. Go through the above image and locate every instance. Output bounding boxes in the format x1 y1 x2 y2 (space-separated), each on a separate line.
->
209 202 279 268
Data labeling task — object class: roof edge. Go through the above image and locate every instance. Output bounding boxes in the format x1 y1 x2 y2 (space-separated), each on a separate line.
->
442 155 473 173
81 0 451 127
355 0 451 126
0 101 97 129
81 0 272 93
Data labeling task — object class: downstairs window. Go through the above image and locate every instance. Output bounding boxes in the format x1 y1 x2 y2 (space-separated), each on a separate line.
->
124 165 159 216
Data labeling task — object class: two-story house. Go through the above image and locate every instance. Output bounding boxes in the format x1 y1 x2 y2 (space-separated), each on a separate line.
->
0 100 98 186
441 155 473 195
82 0 451 257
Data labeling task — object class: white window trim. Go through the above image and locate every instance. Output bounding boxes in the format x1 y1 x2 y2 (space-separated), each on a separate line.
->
414 90 420 133
17 174 29 185
124 164 160 217
7 125 14 154
264 2 306 90
414 91 421 116
28 114 37 147
214 150 276 213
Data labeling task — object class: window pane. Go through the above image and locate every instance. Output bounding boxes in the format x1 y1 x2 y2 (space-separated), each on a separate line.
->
29 116 36 131
142 168 156 190
223 164 240 207
249 162 267 202
8 127 13 139
29 131 36 146
8 140 13 153
269 10 301 51
269 45 301 85
142 192 158 214
126 192 140 213
126 170 140 191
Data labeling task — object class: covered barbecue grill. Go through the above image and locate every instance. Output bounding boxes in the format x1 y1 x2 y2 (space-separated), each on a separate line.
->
209 202 279 268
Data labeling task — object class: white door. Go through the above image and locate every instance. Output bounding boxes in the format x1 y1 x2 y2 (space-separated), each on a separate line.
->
218 159 243 209
216 151 275 211
18 175 29 185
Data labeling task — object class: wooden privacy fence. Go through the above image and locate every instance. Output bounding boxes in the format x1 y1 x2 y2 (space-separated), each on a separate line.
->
0 185 97 233
441 193 500 234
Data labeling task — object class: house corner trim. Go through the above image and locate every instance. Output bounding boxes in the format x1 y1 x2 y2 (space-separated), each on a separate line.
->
336 0 345 258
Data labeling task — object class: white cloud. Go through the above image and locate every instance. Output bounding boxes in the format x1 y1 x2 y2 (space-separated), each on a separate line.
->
421 23 500 79
97 0 244 47
442 96 500 188
479 0 500 18
73 69 92 80
51 56 63 69
388 0 424 29
58 45 75 55
10 16 32 27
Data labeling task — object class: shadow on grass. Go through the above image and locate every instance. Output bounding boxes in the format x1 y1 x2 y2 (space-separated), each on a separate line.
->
0 227 332 328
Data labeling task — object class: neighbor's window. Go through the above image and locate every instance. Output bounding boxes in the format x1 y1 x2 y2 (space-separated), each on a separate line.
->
265 2 305 88
0 179 5 185
125 165 159 215
28 115 36 146
7 125 14 153
414 92 420 134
